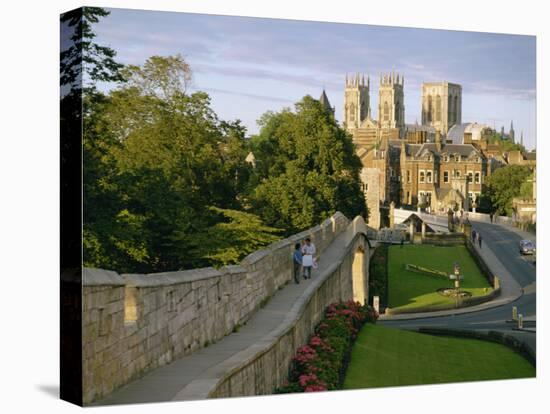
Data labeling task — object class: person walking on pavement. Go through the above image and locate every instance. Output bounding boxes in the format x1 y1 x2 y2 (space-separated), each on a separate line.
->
302 237 316 280
478 234 483 248
292 243 303 284
471 229 477 243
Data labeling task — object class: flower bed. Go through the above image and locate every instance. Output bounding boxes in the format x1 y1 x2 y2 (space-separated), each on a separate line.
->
275 300 378 393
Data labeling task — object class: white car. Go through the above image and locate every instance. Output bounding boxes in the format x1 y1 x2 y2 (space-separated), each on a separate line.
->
519 240 536 255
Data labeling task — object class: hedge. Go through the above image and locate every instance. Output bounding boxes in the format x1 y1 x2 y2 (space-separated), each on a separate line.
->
368 245 388 309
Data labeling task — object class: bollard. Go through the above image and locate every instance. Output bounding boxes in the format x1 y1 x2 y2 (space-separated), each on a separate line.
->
512 306 518 321
518 314 523 330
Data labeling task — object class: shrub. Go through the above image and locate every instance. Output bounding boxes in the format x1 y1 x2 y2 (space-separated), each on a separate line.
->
275 300 378 394
368 245 388 307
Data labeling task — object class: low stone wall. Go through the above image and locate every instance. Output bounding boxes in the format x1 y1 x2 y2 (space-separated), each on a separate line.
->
465 239 496 287
468 211 514 226
174 216 370 400
421 233 466 246
82 212 350 404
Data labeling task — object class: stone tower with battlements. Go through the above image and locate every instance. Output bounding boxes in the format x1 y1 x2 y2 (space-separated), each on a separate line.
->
343 73 370 131
378 72 405 132
421 81 462 135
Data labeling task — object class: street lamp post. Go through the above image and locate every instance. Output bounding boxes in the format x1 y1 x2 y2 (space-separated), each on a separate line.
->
450 262 463 308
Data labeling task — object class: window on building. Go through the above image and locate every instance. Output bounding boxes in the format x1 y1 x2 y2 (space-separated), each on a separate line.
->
350 103 356 122
384 101 389 121
443 171 449 183
475 172 481 184
426 171 433 183
419 171 425 183
455 155 460 162
455 170 461 178
467 171 473 183
407 170 411 183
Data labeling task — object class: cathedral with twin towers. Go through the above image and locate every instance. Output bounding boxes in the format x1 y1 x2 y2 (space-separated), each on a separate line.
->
319 71 524 229
342 71 462 139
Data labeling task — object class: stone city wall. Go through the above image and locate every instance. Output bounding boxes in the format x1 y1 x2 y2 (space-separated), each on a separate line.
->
175 216 371 400
82 212 349 404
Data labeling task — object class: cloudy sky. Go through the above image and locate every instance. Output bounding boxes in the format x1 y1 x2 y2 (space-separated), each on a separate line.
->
92 7 536 149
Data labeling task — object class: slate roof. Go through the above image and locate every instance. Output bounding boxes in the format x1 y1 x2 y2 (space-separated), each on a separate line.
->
413 143 479 157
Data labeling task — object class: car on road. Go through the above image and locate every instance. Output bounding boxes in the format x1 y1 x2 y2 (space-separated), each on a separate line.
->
519 239 536 255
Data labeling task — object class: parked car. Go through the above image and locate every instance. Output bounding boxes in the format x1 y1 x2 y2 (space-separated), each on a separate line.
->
519 239 536 255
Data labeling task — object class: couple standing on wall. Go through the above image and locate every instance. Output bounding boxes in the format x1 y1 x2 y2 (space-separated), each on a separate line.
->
292 238 317 284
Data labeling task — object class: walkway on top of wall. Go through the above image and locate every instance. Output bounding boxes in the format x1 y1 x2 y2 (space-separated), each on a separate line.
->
93 230 353 406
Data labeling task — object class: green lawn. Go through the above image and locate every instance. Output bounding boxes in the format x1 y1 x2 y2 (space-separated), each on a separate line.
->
388 244 492 312
343 324 535 389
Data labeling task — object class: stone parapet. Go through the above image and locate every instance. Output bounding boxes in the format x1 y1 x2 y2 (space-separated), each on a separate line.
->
173 219 370 400
82 212 349 404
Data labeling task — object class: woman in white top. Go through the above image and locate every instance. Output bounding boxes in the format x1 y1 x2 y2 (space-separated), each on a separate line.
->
301 237 316 279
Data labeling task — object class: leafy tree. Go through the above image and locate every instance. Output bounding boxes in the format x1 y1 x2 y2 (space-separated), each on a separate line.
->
519 173 534 200
484 165 532 216
487 131 525 153
85 55 259 272
249 96 367 234
194 207 282 267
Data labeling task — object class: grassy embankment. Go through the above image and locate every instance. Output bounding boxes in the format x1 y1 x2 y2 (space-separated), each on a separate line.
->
344 324 535 389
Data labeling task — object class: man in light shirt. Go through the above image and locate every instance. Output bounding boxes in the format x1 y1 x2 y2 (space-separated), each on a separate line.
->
301 237 316 279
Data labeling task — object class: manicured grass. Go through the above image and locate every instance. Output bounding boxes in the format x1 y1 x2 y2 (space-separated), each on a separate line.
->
388 244 492 311
343 324 535 389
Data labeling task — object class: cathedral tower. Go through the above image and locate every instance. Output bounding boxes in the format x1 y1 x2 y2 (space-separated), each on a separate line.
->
378 72 405 131
343 73 370 131
421 81 462 134
509 120 515 143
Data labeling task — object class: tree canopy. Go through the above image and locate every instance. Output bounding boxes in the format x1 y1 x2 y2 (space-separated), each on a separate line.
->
248 96 367 234
484 164 533 216
79 10 367 273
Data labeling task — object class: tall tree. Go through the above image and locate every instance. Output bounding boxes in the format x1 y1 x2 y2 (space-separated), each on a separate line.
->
60 7 124 91
249 96 367 234
86 55 265 272
484 164 532 216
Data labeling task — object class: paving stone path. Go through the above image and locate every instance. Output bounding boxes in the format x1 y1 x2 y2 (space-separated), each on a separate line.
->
94 231 350 405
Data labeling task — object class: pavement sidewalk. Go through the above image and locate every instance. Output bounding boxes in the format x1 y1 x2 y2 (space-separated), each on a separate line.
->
379 230 524 321
93 231 350 405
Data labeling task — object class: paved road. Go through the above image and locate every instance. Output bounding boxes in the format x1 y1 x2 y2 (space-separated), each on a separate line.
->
381 221 536 350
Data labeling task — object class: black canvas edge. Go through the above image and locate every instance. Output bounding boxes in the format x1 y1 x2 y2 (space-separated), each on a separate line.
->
60 6 84 407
